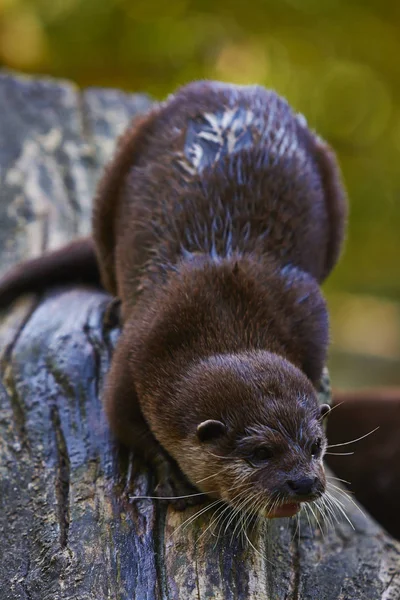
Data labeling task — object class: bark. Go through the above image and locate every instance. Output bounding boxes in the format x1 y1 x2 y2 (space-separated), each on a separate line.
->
0 70 399 600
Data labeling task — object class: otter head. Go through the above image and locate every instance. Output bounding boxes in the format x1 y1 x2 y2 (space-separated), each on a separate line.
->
173 351 330 519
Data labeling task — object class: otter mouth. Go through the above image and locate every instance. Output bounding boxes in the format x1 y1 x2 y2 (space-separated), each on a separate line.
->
265 494 322 519
265 503 301 519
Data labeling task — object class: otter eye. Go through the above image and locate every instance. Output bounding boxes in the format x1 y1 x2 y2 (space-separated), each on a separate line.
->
251 446 273 463
311 438 322 457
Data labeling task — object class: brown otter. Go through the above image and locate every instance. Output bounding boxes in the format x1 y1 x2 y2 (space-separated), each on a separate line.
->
0 81 347 518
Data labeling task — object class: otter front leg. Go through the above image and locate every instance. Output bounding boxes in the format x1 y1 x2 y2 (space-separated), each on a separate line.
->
104 338 205 510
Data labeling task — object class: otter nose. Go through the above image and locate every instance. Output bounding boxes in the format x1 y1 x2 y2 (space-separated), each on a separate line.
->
287 477 317 496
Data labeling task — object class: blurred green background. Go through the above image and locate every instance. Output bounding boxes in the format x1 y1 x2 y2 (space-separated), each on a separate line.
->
0 0 399 387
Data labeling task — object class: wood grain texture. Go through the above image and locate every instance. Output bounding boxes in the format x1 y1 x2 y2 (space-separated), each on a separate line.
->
0 70 399 600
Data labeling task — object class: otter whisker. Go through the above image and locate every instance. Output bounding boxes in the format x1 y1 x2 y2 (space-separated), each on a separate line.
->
316 496 337 530
327 427 379 449
316 500 332 531
170 499 223 538
302 502 313 533
323 493 346 530
195 468 227 484
214 493 247 544
259 492 283 542
218 505 247 548
254 492 266 515
242 495 258 539
213 503 236 540
179 500 223 529
298 504 301 540
325 451 355 456
305 500 325 538
130 491 215 501
198 503 231 543
243 525 266 561
189 502 231 536
265 494 279 522
260 496 274 532
271 493 283 515
251 495 271 547
198 502 234 541
311 501 325 532
267 496 278 518
243 488 264 516
322 492 341 525
239 508 250 548
254 492 268 519
292 511 300 541
325 401 345 414
230 491 259 541
220 504 240 545
196 502 232 539
294 495 303 541
254 494 268 531
213 492 244 536
326 475 352 485
223 489 251 533
237 509 247 548
223 503 247 544
224 504 246 539
213 486 252 538
230 491 257 535
324 495 341 527
315 499 331 532
204 450 237 461
326 482 367 519
327 481 356 496
209 484 255 541
214 510 235 548
325 491 355 530
318 497 334 532
251 498 264 533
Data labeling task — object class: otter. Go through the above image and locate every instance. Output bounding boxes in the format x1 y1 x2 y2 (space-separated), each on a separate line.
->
0 81 347 519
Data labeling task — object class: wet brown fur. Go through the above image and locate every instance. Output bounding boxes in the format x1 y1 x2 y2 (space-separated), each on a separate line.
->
0 81 347 512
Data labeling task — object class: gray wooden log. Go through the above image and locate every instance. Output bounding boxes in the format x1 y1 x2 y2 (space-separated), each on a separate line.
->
0 70 399 600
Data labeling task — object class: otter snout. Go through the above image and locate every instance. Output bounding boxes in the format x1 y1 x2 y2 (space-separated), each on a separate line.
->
283 475 325 499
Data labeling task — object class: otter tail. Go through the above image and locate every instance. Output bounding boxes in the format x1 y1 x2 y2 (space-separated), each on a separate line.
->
0 237 102 310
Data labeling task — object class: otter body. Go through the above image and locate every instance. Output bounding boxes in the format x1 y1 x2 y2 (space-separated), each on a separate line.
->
0 81 347 517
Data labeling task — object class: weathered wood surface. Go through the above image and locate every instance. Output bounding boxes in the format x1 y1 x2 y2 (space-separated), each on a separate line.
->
0 70 399 600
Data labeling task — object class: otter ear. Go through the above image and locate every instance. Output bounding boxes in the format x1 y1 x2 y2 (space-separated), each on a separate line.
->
319 404 331 420
197 419 227 443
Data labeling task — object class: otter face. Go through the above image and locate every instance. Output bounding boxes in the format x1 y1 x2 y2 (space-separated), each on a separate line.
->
190 407 328 519
227 415 328 518
175 352 330 519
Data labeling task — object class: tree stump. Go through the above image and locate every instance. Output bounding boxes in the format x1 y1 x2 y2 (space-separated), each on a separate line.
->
0 71 399 600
